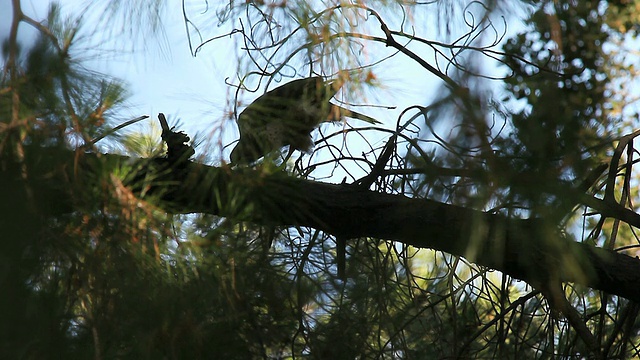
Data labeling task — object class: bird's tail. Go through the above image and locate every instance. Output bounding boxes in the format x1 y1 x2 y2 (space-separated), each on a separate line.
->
328 104 381 125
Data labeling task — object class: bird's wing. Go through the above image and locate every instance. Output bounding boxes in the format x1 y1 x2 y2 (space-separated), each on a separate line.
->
262 76 339 118
237 78 317 127
264 77 328 100
237 76 379 132
237 76 338 131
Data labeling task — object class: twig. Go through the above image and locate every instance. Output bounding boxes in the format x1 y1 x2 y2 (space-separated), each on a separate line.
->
83 115 150 148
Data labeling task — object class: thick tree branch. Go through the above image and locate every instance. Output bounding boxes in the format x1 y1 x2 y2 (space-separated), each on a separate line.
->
19 147 640 302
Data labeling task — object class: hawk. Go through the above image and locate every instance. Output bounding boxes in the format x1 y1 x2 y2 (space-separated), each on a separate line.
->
229 76 380 165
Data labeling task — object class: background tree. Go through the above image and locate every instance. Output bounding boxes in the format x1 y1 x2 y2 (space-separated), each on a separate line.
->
3 0 640 359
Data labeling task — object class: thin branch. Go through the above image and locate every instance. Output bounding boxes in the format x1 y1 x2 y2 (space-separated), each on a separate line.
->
84 115 150 148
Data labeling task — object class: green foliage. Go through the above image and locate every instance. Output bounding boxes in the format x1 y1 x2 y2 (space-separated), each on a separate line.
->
503 1 611 173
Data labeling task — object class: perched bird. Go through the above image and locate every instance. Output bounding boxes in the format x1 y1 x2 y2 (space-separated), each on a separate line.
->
230 76 380 164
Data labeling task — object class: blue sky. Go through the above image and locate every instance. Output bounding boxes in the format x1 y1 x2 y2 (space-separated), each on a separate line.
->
1 0 229 150
1 0 515 171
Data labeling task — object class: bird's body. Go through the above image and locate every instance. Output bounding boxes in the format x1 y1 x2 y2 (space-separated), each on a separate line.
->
230 76 379 164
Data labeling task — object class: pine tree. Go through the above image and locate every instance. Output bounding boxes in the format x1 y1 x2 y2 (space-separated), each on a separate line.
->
3 1 640 359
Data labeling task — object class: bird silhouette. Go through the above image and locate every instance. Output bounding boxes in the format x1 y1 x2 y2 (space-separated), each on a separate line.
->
230 76 380 165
